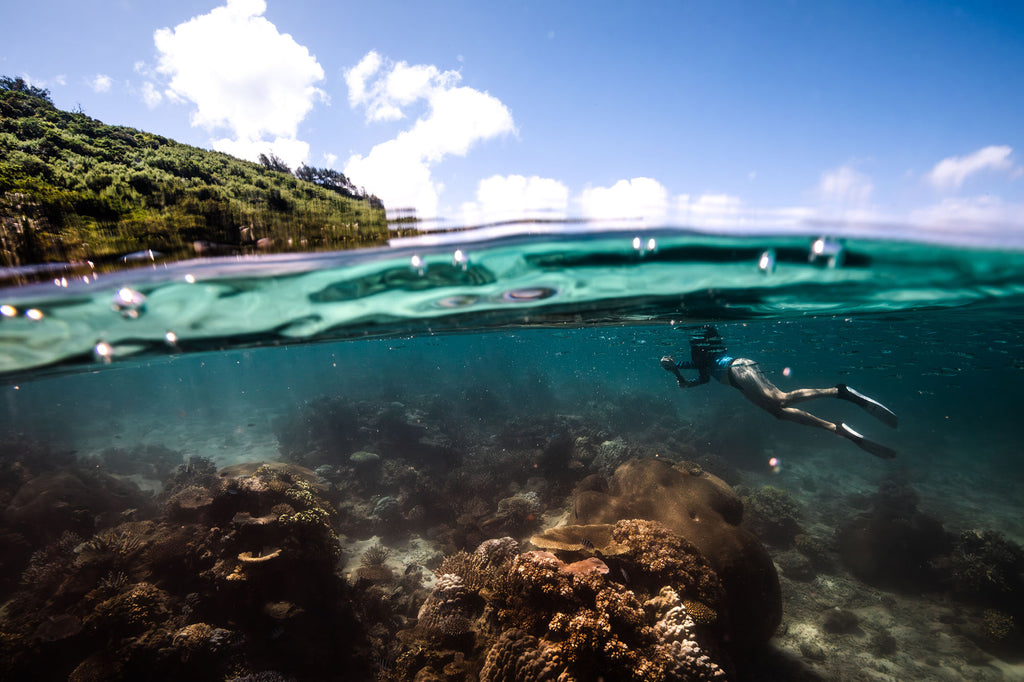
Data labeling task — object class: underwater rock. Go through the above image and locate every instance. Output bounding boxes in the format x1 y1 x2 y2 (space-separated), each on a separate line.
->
869 630 898 657
568 457 781 646
821 607 860 635
349 450 382 482
836 479 951 592
32 613 83 642
5 470 154 543
775 551 816 582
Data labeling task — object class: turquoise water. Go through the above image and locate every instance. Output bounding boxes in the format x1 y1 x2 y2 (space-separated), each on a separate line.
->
2 226 1024 680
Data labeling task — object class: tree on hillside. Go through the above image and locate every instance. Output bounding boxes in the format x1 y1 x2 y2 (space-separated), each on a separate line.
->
0 76 52 104
257 152 291 174
295 164 357 197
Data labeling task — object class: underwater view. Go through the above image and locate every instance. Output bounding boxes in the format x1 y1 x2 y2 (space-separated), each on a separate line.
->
1 228 1024 681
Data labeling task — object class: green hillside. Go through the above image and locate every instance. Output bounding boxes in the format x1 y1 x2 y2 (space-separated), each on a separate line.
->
0 76 403 271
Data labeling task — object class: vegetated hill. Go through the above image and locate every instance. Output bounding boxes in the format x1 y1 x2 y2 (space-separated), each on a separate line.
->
0 76 404 272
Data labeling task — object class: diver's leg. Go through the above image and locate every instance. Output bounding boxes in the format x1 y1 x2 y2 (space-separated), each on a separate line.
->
729 365 897 459
836 384 899 427
836 423 898 459
780 408 898 459
776 383 898 428
776 406 837 431
777 386 839 405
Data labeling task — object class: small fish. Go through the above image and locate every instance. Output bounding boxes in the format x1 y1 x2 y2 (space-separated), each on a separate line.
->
580 537 595 551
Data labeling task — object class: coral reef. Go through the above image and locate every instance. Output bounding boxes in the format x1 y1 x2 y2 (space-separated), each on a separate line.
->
275 397 460 471
740 485 804 548
567 457 781 646
0 458 384 681
385 520 735 681
947 529 1024 610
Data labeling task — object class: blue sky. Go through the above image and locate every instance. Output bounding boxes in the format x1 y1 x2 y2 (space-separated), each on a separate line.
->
3 0 1023 233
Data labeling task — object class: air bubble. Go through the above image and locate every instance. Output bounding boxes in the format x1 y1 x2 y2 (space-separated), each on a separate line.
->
112 287 146 319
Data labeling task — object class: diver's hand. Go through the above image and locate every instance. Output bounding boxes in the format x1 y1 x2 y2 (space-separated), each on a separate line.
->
661 356 690 388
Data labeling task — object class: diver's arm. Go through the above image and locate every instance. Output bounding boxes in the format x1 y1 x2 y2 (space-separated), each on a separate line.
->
660 356 706 388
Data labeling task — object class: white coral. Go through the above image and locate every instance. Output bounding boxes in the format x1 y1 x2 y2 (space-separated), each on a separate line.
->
650 587 727 681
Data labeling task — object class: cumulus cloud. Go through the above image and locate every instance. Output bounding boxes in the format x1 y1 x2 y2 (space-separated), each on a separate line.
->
89 74 113 93
578 177 669 220
151 0 324 168
925 145 1016 191
460 175 569 225
818 164 874 206
344 51 515 217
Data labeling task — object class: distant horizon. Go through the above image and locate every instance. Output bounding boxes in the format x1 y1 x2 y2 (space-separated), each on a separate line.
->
4 0 1023 236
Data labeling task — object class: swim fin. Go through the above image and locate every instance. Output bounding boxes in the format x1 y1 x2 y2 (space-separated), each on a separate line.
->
837 384 899 428
837 423 897 459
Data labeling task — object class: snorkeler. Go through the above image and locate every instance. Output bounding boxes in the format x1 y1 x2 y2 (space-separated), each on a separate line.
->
660 325 899 459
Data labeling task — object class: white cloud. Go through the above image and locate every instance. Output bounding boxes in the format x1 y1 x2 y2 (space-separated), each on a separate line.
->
89 74 113 93
908 195 1024 227
344 52 515 217
461 175 569 225
140 82 162 108
345 52 459 124
818 165 874 206
578 177 669 220
676 193 814 229
213 136 310 170
926 145 1015 191
677 193 743 228
152 0 325 168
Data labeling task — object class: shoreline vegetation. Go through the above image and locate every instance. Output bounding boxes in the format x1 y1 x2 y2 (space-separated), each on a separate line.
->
1 76 414 280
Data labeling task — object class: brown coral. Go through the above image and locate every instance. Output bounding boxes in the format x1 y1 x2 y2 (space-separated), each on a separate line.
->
439 527 732 681
570 457 781 646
